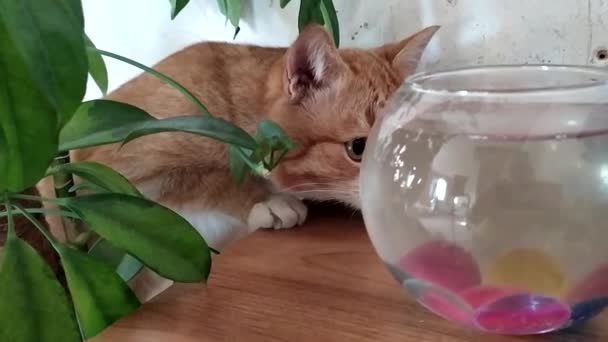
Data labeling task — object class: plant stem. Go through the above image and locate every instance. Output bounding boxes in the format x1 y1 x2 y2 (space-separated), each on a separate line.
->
235 147 269 177
0 208 80 220
12 203 60 252
272 149 289 169
4 193 15 239
9 193 62 204
51 153 81 243
94 48 212 117
52 153 73 198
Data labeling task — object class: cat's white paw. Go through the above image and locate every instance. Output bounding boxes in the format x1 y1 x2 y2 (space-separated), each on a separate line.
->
247 194 308 230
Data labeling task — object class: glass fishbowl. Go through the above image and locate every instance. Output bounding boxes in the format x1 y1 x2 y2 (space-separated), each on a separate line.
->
360 65 608 335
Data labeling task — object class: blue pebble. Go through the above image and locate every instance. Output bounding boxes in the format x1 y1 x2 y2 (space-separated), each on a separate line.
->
562 297 608 329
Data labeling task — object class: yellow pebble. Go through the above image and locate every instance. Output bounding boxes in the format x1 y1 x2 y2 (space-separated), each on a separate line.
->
484 248 569 298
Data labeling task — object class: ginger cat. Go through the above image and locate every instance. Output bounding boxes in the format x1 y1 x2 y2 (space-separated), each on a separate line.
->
48 24 439 251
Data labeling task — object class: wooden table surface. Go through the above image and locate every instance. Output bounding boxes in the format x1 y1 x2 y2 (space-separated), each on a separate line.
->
94 207 608 342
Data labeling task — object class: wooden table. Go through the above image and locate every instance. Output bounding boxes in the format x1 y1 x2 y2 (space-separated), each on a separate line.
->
94 207 608 342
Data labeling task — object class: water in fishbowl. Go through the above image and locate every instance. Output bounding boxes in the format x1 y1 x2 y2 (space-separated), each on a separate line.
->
361 125 608 335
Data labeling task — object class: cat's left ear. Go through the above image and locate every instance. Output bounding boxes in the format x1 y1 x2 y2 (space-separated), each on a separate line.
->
285 24 342 103
376 25 440 79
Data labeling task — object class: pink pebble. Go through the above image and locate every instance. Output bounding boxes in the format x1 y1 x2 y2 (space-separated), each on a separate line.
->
567 264 608 304
399 239 482 292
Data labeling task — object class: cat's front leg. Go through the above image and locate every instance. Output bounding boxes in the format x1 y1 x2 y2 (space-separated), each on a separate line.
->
247 193 308 230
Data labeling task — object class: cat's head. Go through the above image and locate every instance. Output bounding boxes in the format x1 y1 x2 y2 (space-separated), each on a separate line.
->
266 24 439 208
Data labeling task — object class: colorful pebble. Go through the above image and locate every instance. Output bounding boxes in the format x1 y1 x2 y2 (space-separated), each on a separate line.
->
564 264 608 327
399 239 482 292
565 298 608 328
485 248 569 297
474 294 571 335
461 285 520 309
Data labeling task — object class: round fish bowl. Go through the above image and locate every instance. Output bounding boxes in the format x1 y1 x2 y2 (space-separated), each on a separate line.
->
360 65 608 335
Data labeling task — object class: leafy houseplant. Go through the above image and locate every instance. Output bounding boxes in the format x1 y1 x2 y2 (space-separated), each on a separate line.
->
210 0 340 44
0 0 339 341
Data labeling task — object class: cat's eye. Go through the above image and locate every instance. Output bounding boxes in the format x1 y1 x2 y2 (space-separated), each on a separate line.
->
345 137 367 162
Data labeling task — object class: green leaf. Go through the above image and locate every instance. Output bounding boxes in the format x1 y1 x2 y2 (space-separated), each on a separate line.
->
89 239 144 282
229 146 249 185
217 0 243 38
320 0 340 47
123 115 257 150
0 0 88 128
169 0 190 19
256 120 295 148
280 0 292 8
62 194 211 282
85 34 109 95
59 100 155 151
59 244 140 338
298 0 324 32
0 0 88 193
69 180 109 194
48 161 142 197
89 239 124 267
254 120 296 168
95 49 212 117
0 236 81 342
232 26 241 40
0 22 58 192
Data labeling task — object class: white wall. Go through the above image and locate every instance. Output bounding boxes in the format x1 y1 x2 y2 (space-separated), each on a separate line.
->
83 0 608 100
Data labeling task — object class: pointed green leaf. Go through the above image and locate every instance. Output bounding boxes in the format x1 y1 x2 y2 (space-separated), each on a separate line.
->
256 120 295 148
89 239 144 282
48 161 142 197
320 0 340 47
0 9 58 191
298 0 324 31
68 180 107 194
59 100 156 151
59 245 140 338
0 53 57 192
229 146 249 185
169 0 190 19
217 0 227 15
68 181 107 194
0 236 81 342
85 35 108 95
62 194 211 282
280 0 292 8
0 0 88 128
88 239 124 267
255 120 295 168
94 49 212 117
123 115 257 150
217 0 243 38
232 26 241 40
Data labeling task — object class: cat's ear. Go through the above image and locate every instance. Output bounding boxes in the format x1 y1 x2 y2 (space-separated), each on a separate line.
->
285 24 341 103
376 26 440 79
